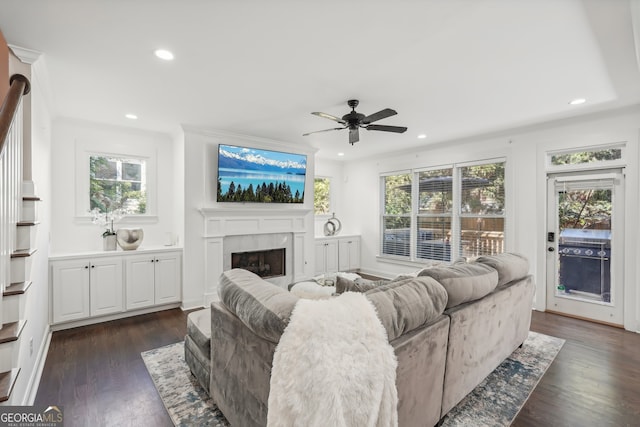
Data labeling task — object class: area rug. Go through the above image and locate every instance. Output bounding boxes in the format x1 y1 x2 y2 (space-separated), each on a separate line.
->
141 331 564 427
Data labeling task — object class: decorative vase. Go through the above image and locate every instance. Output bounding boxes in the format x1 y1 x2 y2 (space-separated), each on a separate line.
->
323 213 342 236
103 234 117 251
116 228 144 250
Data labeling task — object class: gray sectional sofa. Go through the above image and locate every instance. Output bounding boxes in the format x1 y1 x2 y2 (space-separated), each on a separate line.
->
185 252 534 427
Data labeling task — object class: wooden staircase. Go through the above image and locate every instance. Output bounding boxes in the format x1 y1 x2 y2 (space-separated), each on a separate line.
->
0 73 32 404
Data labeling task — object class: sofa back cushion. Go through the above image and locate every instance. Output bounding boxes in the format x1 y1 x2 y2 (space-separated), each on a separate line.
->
418 262 498 308
475 252 529 287
218 269 299 343
365 276 448 341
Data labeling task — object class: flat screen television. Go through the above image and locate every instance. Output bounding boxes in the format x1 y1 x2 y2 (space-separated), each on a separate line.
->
217 144 307 203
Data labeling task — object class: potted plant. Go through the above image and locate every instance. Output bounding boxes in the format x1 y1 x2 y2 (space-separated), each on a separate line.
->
90 201 125 251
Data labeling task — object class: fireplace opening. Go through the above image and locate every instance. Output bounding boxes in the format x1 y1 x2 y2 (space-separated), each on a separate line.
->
231 248 286 279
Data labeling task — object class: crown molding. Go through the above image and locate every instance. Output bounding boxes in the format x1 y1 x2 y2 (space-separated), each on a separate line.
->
8 45 42 64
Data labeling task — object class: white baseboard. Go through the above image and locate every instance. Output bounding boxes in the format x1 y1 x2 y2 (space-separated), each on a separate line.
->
181 297 206 311
23 325 51 405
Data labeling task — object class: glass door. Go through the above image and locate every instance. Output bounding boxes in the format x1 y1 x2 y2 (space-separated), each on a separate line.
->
546 170 624 325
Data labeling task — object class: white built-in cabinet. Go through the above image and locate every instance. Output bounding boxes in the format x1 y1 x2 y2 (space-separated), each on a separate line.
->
50 248 182 327
51 256 123 324
125 252 182 309
314 235 360 275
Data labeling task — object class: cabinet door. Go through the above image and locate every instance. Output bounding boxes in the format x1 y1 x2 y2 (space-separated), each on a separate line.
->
154 253 182 305
339 237 361 271
325 240 339 273
51 260 90 323
90 257 124 316
314 241 327 275
125 256 156 310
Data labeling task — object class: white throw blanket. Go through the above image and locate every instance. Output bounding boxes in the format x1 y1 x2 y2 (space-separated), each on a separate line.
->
267 292 398 427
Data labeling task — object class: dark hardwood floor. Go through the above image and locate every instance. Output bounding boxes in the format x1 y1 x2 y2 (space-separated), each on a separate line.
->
36 308 640 426
35 309 189 427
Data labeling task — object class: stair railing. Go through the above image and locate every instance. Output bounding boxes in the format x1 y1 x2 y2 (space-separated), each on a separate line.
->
0 74 30 294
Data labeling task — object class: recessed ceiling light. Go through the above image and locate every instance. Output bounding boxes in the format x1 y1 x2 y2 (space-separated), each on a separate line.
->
337 152 345 157
125 114 138 120
569 98 586 105
154 49 174 61
417 134 427 139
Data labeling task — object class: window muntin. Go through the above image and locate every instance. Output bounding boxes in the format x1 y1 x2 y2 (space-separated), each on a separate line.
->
90 155 147 214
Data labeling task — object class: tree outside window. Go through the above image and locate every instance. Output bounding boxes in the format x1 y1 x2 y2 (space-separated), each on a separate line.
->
90 155 147 214
314 177 331 215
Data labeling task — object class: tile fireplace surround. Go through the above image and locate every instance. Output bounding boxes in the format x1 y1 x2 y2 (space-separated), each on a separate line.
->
200 208 312 305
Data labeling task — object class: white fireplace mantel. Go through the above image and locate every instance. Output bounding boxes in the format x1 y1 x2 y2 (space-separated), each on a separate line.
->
200 207 313 305
199 207 312 237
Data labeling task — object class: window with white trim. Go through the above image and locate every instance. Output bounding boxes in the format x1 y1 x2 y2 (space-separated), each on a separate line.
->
90 155 147 214
381 160 506 262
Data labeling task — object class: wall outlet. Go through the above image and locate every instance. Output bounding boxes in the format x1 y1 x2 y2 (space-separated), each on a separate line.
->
29 337 33 356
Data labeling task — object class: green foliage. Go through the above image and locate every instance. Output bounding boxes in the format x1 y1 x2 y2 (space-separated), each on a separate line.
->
461 162 505 214
551 148 621 166
559 189 611 230
90 156 146 214
217 180 303 203
314 178 331 214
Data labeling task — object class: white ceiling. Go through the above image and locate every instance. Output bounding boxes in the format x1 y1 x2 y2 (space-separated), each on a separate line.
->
1 0 639 160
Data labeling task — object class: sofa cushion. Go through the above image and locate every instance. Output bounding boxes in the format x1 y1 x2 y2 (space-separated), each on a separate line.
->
218 269 299 343
187 308 212 355
418 262 498 308
364 276 448 341
475 252 529 287
335 276 390 294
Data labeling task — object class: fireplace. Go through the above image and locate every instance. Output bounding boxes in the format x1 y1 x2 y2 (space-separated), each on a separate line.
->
231 248 285 279
222 232 294 288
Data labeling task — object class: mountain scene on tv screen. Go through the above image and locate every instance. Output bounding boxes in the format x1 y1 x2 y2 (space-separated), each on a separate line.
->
217 145 306 203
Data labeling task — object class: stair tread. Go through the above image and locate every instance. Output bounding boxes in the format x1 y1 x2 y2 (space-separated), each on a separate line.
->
0 320 27 344
3 281 32 296
0 368 20 402
16 221 40 226
22 196 41 201
10 248 37 258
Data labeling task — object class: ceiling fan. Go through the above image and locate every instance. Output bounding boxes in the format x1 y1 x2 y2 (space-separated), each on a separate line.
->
303 99 408 145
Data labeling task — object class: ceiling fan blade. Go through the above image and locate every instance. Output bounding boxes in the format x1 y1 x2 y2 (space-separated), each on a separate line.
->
302 127 344 136
311 112 346 124
366 124 408 133
362 108 397 124
349 128 359 144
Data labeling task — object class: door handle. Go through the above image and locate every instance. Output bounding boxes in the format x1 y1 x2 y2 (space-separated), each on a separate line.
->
548 247 555 252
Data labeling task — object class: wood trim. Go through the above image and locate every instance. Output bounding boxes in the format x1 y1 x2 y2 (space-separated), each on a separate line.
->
545 309 624 329
10 248 37 258
3 281 32 296
0 74 30 159
0 320 27 344
0 369 20 402
17 221 40 227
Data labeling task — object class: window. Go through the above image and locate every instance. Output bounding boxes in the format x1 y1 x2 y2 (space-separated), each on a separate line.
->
381 173 412 257
314 177 331 215
381 160 505 262
90 155 147 214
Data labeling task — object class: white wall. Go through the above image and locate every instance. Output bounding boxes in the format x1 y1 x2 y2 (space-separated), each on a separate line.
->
50 119 177 254
181 128 316 309
340 106 640 332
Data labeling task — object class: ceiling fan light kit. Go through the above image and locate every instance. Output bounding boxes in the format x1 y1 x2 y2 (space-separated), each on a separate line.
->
304 99 408 145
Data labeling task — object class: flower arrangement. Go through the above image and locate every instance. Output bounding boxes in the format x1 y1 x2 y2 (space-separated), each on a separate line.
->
90 207 126 237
